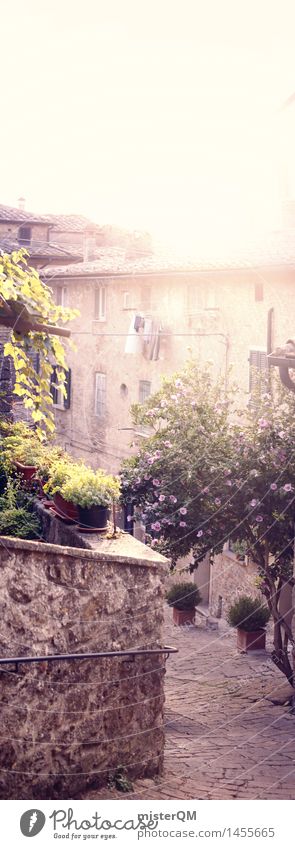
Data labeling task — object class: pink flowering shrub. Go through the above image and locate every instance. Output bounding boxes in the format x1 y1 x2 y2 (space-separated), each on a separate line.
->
120 361 295 686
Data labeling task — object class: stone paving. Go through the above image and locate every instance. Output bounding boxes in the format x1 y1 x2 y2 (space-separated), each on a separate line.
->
83 611 295 800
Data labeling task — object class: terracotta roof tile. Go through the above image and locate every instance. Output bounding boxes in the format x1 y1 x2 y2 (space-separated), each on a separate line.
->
43 230 295 278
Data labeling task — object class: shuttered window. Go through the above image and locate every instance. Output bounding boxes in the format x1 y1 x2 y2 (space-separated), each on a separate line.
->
139 380 151 403
249 350 267 398
51 367 71 409
95 372 106 417
94 285 106 320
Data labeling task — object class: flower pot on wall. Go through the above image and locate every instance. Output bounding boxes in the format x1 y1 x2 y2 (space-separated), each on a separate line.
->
172 607 196 626
15 460 37 482
77 505 109 530
53 492 79 522
237 627 266 652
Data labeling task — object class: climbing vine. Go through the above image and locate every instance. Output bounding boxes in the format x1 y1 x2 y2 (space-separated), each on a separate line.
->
0 249 78 437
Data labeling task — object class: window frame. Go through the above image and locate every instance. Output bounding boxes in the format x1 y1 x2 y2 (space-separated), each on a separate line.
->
94 371 107 418
94 282 107 322
139 379 152 404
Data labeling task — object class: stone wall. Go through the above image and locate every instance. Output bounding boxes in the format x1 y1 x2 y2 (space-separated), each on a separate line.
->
210 551 260 618
0 521 168 799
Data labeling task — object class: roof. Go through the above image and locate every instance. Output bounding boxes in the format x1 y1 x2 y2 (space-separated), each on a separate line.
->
0 237 82 264
0 203 51 224
42 230 295 279
46 213 99 232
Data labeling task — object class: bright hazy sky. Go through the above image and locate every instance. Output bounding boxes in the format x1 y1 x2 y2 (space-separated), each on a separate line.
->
1 0 295 249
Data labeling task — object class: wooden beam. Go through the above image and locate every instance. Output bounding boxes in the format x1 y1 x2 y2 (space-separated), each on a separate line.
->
0 315 71 337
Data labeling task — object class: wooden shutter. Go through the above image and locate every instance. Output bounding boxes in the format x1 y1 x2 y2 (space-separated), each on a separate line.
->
64 368 71 409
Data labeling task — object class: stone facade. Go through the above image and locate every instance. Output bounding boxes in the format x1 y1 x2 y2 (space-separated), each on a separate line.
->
0 520 168 799
210 550 261 618
48 264 295 475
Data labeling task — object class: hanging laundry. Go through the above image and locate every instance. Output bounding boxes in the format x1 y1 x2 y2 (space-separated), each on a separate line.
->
124 315 143 354
143 319 161 361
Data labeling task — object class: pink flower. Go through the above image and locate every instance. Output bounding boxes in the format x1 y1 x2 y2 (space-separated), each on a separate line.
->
150 538 159 546
179 521 187 528
163 440 172 448
255 515 263 523
154 450 162 459
270 483 277 491
144 474 151 480
171 394 178 401
175 379 183 388
169 495 177 503
135 477 141 484
147 458 154 465
250 499 258 507
151 521 161 532
127 515 133 522
215 498 221 506
197 530 203 538
159 494 166 502
153 479 160 486
191 400 196 406
283 484 293 492
225 480 232 487
160 399 167 407
179 506 187 515
258 418 269 428
278 430 285 438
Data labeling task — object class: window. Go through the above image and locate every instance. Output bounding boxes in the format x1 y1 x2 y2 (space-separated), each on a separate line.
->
50 367 71 409
249 349 267 400
94 284 106 321
95 372 106 417
254 282 264 302
56 286 68 307
18 225 31 246
141 285 151 311
139 380 151 403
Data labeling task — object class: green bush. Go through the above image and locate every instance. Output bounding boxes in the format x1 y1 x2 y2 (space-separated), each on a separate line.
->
166 581 202 610
0 478 41 539
227 595 270 632
0 506 41 539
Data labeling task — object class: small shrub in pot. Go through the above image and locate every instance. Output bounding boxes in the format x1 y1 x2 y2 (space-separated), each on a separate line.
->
166 581 202 626
227 595 270 651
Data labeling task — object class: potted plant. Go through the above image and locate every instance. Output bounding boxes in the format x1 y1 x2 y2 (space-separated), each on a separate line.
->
43 458 82 521
60 467 121 529
13 441 46 482
227 595 270 652
166 581 202 626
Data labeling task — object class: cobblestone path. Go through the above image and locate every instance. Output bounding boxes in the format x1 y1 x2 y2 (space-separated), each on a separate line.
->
84 612 295 800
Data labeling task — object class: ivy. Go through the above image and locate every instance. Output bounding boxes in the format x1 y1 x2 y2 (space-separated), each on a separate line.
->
0 249 78 437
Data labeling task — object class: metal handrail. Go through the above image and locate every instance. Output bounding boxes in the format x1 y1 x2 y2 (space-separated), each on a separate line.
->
0 646 178 673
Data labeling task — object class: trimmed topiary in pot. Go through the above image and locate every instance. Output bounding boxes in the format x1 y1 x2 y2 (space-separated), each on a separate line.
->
166 582 202 610
227 595 270 632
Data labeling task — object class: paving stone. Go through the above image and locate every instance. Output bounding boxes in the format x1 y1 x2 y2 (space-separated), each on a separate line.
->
82 609 295 801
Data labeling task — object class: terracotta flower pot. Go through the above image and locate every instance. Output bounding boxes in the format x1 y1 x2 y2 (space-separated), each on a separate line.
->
78 505 109 529
54 492 79 522
15 460 37 482
173 607 195 626
237 627 266 652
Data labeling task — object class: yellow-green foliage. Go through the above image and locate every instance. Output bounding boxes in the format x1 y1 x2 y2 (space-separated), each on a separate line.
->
0 249 78 437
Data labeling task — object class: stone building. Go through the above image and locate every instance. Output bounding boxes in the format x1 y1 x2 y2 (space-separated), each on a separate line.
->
46 232 295 475
44 233 295 614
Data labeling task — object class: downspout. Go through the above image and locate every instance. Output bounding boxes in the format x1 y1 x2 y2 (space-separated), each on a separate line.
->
267 308 274 393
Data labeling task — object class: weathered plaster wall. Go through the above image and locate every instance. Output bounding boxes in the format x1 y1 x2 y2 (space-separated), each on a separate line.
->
50 267 295 475
0 522 168 799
